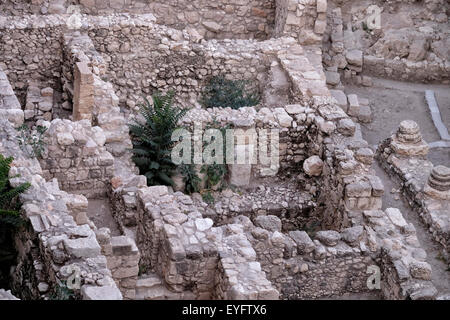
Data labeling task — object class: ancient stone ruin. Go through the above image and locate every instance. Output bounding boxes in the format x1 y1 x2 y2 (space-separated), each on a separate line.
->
0 0 448 301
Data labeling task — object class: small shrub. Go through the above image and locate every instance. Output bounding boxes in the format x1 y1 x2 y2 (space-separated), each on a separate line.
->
362 21 369 32
0 154 30 228
17 124 47 159
201 191 215 205
201 75 260 110
180 164 201 194
129 91 188 186
200 121 229 192
50 281 76 300
202 164 227 191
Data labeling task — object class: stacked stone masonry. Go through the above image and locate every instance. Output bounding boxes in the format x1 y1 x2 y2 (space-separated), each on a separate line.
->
0 0 448 301
377 121 450 266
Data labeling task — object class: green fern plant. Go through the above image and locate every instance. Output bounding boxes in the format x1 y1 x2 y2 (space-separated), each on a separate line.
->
0 154 30 227
201 75 260 110
129 91 188 186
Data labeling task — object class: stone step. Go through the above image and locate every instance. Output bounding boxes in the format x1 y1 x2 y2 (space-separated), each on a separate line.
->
135 273 196 300
136 274 163 289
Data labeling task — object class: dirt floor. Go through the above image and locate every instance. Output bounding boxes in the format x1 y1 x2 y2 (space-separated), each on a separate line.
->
345 78 449 144
87 198 121 236
345 77 450 167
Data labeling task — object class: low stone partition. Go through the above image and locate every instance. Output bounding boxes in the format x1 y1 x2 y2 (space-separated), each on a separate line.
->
95 230 140 300
135 186 219 299
0 118 121 300
212 223 279 299
0 66 24 127
363 208 437 300
108 176 280 300
377 120 449 263
195 185 316 231
0 289 19 300
229 215 375 299
24 82 55 123
40 119 114 198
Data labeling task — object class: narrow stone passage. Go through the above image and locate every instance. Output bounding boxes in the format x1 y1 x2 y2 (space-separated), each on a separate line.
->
373 160 450 298
87 199 121 237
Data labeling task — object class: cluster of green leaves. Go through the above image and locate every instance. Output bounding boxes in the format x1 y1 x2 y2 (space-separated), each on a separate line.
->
17 124 47 159
201 192 215 205
0 154 30 228
129 91 188 186
180 164 201 194
201 121 229 193
200 75 260 110
49 281 76 300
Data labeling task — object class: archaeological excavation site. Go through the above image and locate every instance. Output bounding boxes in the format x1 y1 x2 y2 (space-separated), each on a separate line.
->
0 0 448 303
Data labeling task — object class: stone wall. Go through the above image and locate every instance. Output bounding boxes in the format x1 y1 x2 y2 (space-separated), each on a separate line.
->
232 215 375 299
95 230 140 300
377 120 449 265
0 117 122 300
40 119 115 198
134 185 219 299
364 208 438 300
0 0 276 40
88 15 287 108
274 0 325 46
323 0 450 83
0 16 64 103
0 66 24 127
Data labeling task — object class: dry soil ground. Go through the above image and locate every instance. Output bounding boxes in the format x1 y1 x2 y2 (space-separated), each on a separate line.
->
345 77 450 166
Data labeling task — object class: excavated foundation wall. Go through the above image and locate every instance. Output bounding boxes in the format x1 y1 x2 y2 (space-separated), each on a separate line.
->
0 18 65 104
0 116 122 300
323 0 450 83
0 0 276 40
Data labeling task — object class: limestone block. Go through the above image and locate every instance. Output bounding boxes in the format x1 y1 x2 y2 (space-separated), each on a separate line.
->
337 118 355 136
285 104 305 114
325 71 340 85
274 108 293 127
57 132 75 145
341 226 364 245
254 215 282 232
73 62 94 121
316 230 341 246
347 94 359 117
385 208 407 229
81 285 122 300
288 231 315 254
346 181 372 197
64 236 101 258
303 155 323 176
317 0 328 13
358 105 372 123
346 50 363 67
330 89 348 112
202 21 222 33
409 261 432 280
